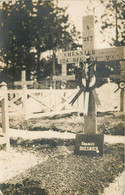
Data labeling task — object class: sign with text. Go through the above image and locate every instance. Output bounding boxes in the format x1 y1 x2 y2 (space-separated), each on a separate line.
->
82 15 94 50
75 134 104 156
94 46 125 62
57 50 85 64
57 46 125 64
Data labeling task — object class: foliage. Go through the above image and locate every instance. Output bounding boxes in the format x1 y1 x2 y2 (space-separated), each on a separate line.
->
0 0 81 82
84 0 124 81
0 1 35 81
100 0 125 46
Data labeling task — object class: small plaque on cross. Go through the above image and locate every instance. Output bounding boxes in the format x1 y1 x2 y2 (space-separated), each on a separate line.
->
75 134 104 156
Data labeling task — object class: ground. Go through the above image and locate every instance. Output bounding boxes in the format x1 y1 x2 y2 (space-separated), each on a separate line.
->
0 112 124 195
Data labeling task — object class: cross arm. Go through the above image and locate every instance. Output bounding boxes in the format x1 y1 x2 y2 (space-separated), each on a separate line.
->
57 46 125 64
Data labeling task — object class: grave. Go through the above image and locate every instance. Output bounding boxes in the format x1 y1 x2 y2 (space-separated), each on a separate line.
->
14 69 33 87
57 15 125 156
110 61 125 112
53 59 75 89
53 63 75 81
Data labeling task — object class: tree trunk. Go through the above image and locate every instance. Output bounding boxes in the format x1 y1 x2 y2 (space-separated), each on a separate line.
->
36 48 41 82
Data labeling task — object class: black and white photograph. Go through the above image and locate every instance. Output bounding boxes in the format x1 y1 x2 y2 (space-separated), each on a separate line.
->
0 0 125 194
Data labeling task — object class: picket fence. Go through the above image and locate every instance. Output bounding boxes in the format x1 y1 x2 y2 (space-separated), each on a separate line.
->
7 85 84 120
0 82 10 151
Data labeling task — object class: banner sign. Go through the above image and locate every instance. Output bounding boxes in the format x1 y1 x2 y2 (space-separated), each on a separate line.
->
57 46 125 64
57 50 85 64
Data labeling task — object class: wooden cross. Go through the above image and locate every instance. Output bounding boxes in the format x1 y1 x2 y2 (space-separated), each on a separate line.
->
14 69 33 87
53 63 75 81
110 61 125 112
52 62 75 89
53 62 75 85
57 15 125 156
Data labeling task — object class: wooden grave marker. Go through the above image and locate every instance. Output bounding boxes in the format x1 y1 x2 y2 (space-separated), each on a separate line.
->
57 15 125 156
14 69 33 87
53 63 75 81
110 61 125 112
53 62 75 89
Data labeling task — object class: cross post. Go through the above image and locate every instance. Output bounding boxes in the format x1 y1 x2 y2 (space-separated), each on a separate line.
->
110 61 125 112
57 15 125 156
14 69 33 88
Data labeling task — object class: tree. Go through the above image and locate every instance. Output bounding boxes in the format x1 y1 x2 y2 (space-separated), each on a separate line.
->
99 0 124 84
0 1 35 81
0 0 81 82
30 0 81 80
84 0 124 83
100 0 125 46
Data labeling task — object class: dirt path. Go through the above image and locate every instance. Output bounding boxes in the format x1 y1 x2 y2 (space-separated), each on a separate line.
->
0 129 124 194
102 171 125 195
1 143 124 195
8 128 125 144
0 148 48 183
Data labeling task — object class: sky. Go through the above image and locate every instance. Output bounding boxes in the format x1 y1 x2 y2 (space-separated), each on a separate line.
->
58 0 115 49
0 0 119 52
0 0 118 49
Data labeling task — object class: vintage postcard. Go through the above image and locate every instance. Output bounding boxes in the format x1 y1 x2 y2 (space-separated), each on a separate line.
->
0 0 124 194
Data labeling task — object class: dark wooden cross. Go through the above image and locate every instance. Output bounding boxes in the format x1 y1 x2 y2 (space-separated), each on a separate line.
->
57 15 125 156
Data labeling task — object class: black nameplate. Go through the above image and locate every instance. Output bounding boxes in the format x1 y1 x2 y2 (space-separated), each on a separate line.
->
75 134 104 156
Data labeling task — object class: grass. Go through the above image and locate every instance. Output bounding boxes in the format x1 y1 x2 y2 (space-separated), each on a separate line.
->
0 140 124 195
8 112 124 135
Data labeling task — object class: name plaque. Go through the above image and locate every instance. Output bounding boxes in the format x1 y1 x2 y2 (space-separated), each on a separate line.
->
75 134 104 156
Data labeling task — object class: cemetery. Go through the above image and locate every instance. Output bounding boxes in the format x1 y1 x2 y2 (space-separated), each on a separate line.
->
0 9 125 195
0 112 124 194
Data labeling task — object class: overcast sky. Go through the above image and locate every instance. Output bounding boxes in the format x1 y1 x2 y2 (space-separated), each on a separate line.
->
58 0 113 49
0 0 117 49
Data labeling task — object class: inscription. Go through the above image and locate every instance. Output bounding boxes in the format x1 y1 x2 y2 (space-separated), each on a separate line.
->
79 146 99 153
79 141 99 153
83 36 94 42
57 46 125 64
75 134 104 156
81 142 95 146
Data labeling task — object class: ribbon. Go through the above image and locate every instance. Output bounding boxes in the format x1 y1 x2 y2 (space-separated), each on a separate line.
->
92 89 101 106
70 88 83 105
84 92 89 116
70 61 101 116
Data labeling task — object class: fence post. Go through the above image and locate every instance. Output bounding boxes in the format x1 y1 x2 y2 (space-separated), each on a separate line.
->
0 82 10 151
120 88 125 112
22 85 28 120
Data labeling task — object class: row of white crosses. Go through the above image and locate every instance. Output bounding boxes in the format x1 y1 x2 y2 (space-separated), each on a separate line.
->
57 15 125 135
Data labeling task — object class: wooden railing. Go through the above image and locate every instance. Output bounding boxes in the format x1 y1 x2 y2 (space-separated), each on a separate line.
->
0 82 10 151
7 86 84 120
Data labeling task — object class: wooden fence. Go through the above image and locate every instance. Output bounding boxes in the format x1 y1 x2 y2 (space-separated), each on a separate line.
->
7 86 84 120
0 82 10 151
